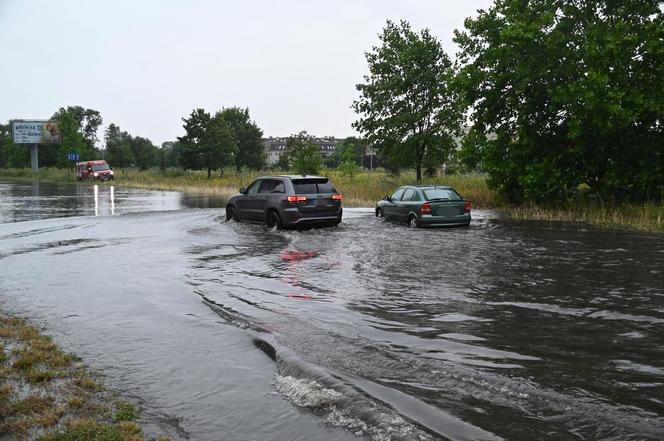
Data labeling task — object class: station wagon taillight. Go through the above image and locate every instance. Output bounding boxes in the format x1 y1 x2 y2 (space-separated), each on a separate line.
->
419 202 432 215
331 194 342 201
464 201 471 213
287 196 307 204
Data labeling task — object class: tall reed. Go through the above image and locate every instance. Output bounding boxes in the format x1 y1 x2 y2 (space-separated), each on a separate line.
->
503 202 664 233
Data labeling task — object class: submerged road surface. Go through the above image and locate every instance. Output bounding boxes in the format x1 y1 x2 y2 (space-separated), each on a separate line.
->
1 181 663 440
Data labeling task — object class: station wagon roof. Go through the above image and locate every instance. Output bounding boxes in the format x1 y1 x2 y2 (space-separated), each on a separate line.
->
277 175 329 180
409 185 453 189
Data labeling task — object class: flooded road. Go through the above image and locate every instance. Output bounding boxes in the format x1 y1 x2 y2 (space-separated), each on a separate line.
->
1 180 663 440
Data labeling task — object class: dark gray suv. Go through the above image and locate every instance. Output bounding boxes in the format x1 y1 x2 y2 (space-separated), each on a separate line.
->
225 175 342 229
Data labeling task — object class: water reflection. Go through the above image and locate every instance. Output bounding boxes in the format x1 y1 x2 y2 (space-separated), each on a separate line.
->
94 185 99 216
0 180 227 223
93 185 117 216
280 247 320 300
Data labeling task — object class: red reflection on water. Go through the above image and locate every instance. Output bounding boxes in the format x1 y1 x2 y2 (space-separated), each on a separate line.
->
280 250 318 262
280 248 319 299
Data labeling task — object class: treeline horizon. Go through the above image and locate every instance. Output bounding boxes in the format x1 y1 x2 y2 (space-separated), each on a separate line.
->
0 107 373 175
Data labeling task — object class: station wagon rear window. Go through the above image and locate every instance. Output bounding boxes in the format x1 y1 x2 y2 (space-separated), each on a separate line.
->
292 179 337 194
422 188 462 201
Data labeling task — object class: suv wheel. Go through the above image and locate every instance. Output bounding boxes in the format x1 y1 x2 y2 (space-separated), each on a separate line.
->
266 210 283 229
226 205 238 222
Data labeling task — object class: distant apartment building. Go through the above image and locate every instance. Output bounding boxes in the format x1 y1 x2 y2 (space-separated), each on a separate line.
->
264 136 339 166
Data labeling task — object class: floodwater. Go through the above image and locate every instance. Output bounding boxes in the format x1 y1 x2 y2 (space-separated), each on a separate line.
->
1 180 663 441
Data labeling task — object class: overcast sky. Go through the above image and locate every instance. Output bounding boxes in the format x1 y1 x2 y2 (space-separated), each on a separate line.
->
0 0 493 147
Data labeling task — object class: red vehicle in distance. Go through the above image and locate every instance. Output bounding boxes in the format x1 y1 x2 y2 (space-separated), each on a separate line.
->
76 160 114 181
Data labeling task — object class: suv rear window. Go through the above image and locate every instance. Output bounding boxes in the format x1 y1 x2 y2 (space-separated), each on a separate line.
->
292 179 337 194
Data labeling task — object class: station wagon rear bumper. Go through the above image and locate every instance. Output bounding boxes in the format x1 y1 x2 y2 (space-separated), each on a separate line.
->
417 214 471 227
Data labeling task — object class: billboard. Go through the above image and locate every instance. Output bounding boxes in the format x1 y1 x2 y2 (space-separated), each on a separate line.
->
12 120 60 144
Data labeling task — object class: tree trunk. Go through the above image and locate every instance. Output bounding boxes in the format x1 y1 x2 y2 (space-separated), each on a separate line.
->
416 140 424 183
207 166 211 179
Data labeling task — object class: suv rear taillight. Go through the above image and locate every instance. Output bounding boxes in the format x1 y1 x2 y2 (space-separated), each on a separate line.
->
464 200 471 213
287 196 307 204
419 202 432 215
331 194 342 201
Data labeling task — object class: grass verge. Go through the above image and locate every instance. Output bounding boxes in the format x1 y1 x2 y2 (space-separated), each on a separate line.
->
0 312 171 441
501 202 664 233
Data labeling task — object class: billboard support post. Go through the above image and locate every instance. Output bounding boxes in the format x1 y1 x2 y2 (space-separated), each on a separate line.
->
31 144 39 173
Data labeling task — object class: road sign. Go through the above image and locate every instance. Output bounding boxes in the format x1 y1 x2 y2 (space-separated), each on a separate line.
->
67 152 80 161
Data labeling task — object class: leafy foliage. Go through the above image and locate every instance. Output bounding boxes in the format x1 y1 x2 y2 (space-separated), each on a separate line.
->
39 106 105 168
275 149 292 170
287 131 322 175
3 144 30 168
455 0 664 202
159 141 181 170
353 20 463 182
130 136 158 171
54 111 90 167
178 109 237 178
338 148 360 178
218 107 265 171
104 124 158 170
104 124 135 168
52 106 103 151
324 137 366 168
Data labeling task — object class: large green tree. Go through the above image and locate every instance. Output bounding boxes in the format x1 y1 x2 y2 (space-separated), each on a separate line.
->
104 124 135 168
353 20 462 183
129 136 158 171
455 0 664 202
178 109 237 178
159 141 181 170
53 106 103 151
104 124 159 170
218 107 265 171
287 131 322 175
178 109 209 171
54 111 90 167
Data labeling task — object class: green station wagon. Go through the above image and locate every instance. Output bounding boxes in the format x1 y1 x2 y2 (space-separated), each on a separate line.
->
376 185 471 228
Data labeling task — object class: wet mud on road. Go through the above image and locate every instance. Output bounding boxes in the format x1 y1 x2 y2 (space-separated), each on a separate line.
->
1 181 663 440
